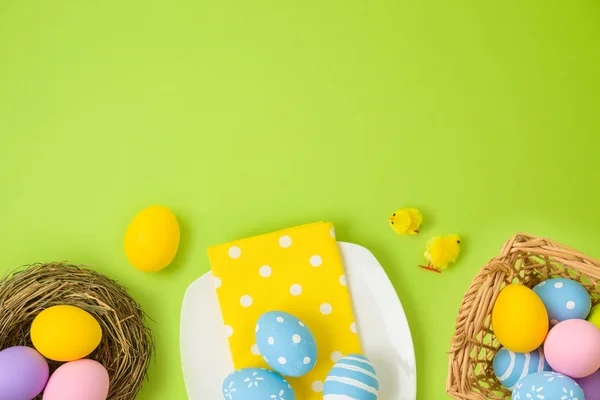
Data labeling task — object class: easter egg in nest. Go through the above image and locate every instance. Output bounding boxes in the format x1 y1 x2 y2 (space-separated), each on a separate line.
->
31 305 102 362
0 346 49 399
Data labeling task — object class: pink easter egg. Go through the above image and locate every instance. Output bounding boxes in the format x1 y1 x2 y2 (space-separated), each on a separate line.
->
544 319 600 378
43 359 109 400
575 369 600 400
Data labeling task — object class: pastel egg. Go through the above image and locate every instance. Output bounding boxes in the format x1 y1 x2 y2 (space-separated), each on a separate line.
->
544 318 600 378
324 354 379 400
492 284 549 353
124 205 180 272
587 303 600 329
492 347 551 390
533 278 591 325
222 368 295 400
31 305 102 361
575 369 600 400
512 371 583 400
255 311 317 377
43 359 109 400
0 346 49 400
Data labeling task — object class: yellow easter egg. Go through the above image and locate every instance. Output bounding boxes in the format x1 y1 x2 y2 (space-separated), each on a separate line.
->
492 284 548 353
31 305 102 362
124 205 180 272
587 303 600 329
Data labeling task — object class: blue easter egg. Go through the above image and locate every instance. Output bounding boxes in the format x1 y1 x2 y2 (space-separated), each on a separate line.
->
493 347 552 390
324 354 379 400
512 371 584 400
533 278 591 325
222 368 295 400
255 311 317 377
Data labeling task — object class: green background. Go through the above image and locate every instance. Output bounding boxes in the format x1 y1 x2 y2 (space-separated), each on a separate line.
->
1 0 599 398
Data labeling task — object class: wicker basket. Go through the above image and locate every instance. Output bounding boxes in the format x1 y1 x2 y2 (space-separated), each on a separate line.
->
0 263 153 400
446 233 600 400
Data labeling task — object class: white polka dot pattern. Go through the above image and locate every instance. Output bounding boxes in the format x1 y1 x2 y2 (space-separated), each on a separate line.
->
255 311 318 379
224 325 234 338
533 278 591 324
279 236 292 248
310 255 323 267
240 295 253 307
259 265 272 277
320 303 333 315
208 222 362 400
312 380 324 393
213 276 222 288
331 351 343 362
290 284 302 296
228 246 241 259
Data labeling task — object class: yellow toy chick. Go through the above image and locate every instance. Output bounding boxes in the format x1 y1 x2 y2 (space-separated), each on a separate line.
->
389 208 422 235
420 234 461 273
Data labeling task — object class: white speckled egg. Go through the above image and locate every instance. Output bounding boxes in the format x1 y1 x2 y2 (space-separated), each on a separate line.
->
255 311 317 377
222 368 295 400
493 347 552 390
324 354 379 400
512 371 583 400
533 278 591 325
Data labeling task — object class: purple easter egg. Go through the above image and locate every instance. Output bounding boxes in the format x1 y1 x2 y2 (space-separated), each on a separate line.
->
575 369 600 400
0 346 49 400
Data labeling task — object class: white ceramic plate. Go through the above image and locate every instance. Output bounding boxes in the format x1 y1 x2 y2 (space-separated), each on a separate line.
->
180 242 417 400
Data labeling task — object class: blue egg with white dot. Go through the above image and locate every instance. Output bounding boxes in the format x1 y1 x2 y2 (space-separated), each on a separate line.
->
222 368 295 400
255 311 317 377
512 371 583 400
533 278 591 325
324 354 379 400
493 347 552 390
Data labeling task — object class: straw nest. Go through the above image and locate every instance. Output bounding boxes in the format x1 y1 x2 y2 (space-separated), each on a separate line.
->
0 262 153 400
447 233 600 399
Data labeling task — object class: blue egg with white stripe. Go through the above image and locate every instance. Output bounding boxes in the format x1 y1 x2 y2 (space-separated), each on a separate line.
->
324 354 379 400
493 347 552 391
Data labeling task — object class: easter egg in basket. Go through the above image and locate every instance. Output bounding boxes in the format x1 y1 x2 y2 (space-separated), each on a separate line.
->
512 371 583 400
492 284 548 353
575 369 600 400
544 318 600 378
586 303 600 329
493 347 551 390
533 278 591 325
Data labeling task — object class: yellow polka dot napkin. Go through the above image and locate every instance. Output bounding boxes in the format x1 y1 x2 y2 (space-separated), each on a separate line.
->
207 222 362 399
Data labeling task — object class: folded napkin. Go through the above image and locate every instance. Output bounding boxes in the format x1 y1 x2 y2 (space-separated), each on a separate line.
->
207 222 362 399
